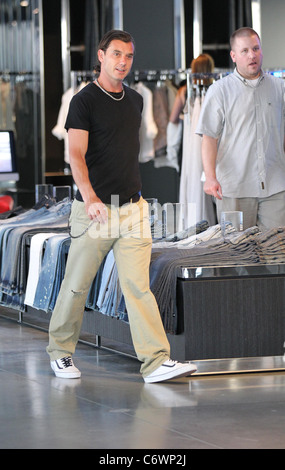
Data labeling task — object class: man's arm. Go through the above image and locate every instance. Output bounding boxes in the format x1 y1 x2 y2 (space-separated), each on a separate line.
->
201 134 222 200
68 128 107 223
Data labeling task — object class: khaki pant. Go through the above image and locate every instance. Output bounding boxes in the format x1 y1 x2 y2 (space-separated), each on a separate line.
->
46 198 170 377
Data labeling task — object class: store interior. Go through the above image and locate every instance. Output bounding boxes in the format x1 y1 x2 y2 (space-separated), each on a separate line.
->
1 0 285 450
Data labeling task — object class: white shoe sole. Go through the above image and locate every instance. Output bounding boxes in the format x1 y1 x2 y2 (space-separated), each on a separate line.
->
144 363 197 383
50 362 81 379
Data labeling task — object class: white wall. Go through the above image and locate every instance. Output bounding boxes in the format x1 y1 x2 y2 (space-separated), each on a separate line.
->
260 0 285 69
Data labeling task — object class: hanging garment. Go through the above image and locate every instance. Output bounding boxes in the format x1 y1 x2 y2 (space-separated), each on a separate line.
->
51 87 74 164
85 255 106 310
154 120 181 172
0 79 14 129
52 82 88 163
24 232 58 307
133 82 158 163
165 79 178 116
153 79 181 171
95 249 122 317
179 95 216 227
152 84 169 157
32 234 70 312
14 81 34 159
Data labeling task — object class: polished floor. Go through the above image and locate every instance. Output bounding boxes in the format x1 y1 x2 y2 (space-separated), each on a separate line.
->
1 313 285 450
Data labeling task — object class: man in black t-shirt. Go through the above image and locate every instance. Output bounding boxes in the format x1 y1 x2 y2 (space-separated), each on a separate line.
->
46 30 197 383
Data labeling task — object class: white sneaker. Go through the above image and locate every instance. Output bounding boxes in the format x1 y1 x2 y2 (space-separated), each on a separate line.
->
50 356 81 379
144 359 197 383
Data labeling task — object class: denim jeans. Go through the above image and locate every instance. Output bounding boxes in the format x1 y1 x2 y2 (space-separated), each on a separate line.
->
24 232 59 307
0 200 71 306
32 234 70 312
85 256 106 310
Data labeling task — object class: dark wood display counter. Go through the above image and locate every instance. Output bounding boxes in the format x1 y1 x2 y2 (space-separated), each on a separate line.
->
176 264 285 361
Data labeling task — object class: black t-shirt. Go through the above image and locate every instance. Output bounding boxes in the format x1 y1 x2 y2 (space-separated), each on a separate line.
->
65 82 143 205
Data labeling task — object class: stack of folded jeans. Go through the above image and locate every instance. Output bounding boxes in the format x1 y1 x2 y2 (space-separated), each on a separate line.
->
0 199 71 309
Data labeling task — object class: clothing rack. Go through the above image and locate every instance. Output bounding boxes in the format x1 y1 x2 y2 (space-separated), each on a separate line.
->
69 67 285 109
131 68 231 85
70 68 232 90
70 69 187 90
130 69 187 86
0 71 37 76
70 70 96 92
0 71 39 83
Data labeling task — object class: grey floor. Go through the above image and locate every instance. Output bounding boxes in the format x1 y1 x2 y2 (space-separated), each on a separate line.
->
1 313 285 450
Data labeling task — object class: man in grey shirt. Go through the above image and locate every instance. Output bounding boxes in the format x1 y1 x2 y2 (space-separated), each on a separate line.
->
196 27 285 230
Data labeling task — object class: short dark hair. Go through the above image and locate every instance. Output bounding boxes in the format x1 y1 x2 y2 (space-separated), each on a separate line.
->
230 27 261 49
94 29 135 73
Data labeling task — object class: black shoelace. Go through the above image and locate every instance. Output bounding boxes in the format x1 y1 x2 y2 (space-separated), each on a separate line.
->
61 357 73 368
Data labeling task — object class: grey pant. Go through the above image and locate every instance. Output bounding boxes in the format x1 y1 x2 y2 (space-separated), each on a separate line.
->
46 198 170 377
216 191 285 231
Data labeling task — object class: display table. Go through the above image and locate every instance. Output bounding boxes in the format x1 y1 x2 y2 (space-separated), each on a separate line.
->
176 264 285 362
1 198 285 375
3 262 283 376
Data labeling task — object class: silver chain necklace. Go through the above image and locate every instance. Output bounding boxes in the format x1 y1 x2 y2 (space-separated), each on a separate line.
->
95 79 125 101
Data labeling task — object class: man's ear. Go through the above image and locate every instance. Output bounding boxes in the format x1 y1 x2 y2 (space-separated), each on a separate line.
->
230 50 236 64
98 49 104 63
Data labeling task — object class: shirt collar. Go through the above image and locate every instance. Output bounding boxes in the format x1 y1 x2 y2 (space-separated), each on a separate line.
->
233 67 264 86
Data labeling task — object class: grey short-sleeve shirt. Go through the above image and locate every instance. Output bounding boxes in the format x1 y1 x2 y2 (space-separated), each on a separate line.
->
196 69 285 198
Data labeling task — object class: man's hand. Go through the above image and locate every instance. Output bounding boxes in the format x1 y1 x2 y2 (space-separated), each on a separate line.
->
203 177 223 200
85 200 108 224
201 135 222 200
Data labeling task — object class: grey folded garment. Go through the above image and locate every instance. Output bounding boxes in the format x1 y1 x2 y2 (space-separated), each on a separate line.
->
164 219 209 242
151 219 209 242
149 226 285 334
